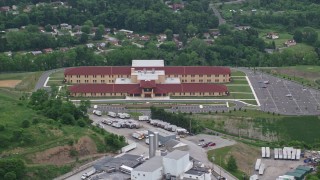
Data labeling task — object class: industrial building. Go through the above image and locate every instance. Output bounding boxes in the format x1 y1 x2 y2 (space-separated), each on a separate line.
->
131 156 163 180
65 60 231 98
148 128 177 145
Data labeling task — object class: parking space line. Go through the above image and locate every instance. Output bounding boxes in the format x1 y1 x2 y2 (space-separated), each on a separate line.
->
283 81 302 113
246 76 260 106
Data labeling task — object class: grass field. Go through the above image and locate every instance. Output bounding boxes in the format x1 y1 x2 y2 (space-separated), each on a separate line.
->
197 109 320 144
0 72 43 91
49 70 65 79
261 65 320 89
226 85 252 93
231 70 246 76
0 89 111 179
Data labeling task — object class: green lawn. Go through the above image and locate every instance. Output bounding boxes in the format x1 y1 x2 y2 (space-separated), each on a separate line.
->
258 29 293 47
47 80 64 86
49 70 65 80
231 70 246 76
207 146 245 179
226 85 252 92
0 72 43 91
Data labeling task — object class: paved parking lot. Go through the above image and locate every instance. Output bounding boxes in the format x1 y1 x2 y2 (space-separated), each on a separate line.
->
241 68 320 115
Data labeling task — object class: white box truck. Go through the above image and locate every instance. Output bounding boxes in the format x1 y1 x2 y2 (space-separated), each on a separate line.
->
138 116 150 121
108 111 117 118
121 143 137 153
81 169 96 179
93 110 102 116
117 113 126 119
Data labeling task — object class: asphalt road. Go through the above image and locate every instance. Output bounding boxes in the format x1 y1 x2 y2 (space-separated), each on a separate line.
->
34 68 65 91
239 68 320 115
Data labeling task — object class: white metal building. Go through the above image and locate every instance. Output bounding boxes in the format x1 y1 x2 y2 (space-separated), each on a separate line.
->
163 150 193 177
131 156 163 180
182 168 211 180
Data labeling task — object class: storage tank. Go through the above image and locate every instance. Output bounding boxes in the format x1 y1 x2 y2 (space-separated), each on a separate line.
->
154 132 159 151
149 134 155 158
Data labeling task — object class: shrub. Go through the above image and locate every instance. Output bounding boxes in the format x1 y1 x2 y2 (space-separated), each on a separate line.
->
21 120 30 128
0 125 5 131
77 119 86 127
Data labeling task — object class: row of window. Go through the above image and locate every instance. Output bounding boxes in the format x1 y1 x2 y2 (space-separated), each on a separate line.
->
68 74 228 78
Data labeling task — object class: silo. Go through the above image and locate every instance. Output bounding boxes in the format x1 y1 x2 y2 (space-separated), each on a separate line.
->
149 134 155 158
154 132 159 151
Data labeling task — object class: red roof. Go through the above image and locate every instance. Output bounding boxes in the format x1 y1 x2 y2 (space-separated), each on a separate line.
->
140 80 156 88
64 66 230 76
69 83 228 94
69 84 140 94
64 66 131 75
154 83 228 94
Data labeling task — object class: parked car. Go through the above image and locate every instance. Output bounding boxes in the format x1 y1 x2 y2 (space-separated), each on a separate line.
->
208 142 216 147
199 139 205 142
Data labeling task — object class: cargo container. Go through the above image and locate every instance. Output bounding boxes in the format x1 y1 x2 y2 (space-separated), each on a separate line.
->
266 147 270 158
279 149 283 159
255 159 261 171
274 148 279 159
121 143 137 153
259 163 265 175
291 149 296 160
296 149 301 160
262 147 266 158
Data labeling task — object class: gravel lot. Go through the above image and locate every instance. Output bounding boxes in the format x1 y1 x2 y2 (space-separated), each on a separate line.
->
257 159 304 180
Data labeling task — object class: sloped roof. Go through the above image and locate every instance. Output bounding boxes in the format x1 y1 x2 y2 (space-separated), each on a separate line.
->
140 80 156 88
64 66 231 76
69 83 228 94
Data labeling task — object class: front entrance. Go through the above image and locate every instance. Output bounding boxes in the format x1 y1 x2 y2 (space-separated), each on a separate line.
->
144 94 152 98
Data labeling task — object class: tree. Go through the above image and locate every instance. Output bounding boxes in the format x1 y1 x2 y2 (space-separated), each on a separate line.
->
21 120 30 128
218 24 232 35
4 171 16 180
303 27 318 45
293 30 303 43
81 25 91 34
61 113 75 125
227 155 238 172
80 33 89 44
186 23 198 37
164 29 173 41
94 24 105 40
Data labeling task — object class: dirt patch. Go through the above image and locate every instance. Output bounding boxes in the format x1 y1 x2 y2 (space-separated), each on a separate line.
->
29 136 98 165
226 143 260 174
272 68 320 80
0 80 21 88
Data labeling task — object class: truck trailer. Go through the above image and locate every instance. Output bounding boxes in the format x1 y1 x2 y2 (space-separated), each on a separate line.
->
108 111 117 118
138 116 150 121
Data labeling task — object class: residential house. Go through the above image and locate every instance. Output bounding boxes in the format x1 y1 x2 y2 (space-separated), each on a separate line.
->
60 23 72 31
43 48 53 53
31 51 43 55
12 5 18 10
97 42 106 48
172 3 184 11
86 43 94 48
73 25 82 32
118 29 133 35
157 34 167 42
203 33 210 39
60 47 69 52
235 25 251 31
139 35 150 41
284 40 296 47
266 32 279 40
0 6 10 12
